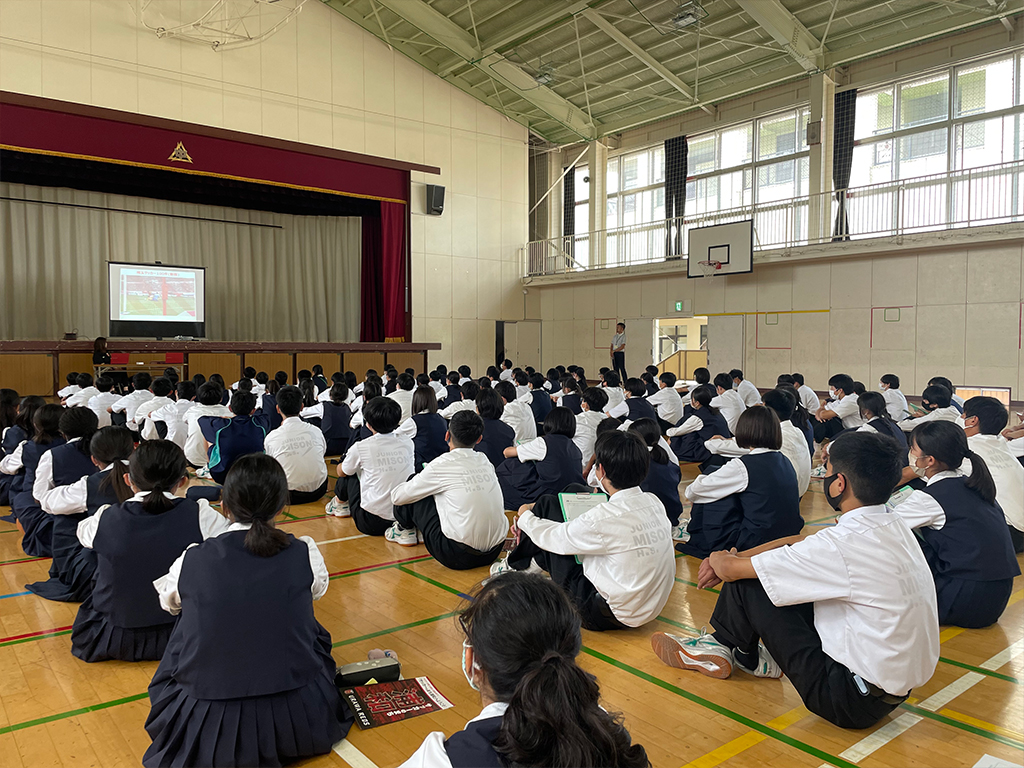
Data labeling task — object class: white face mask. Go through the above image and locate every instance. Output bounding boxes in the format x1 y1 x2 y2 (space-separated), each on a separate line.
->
829 388 836 398
462 640 480 691
878 382 887 391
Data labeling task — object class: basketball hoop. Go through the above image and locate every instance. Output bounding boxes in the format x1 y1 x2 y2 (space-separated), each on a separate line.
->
697 259 722 278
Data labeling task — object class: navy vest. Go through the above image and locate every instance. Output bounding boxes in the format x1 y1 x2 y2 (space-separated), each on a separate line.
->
670 408 731 463
476 418 515 468
91 497 204 628
412 413 449 470
312 375 329 394
86 468 121 515
172 531 322 699
625 397 658 423
444 716 505 768
321 402 353 443
919 478 1020 581
534 434 585 493
560 393 582 415
642 456 684 524
260 394 283 430
529 391 553 426
203 416 267 477
21 437 66 496
864 418 909 465
49 442 99 486
444 384 462 406
734 452 803 551
646 381 659 396
1 425 26 457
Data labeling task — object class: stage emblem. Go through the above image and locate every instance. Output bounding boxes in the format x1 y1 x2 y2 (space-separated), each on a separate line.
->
168 141 194 163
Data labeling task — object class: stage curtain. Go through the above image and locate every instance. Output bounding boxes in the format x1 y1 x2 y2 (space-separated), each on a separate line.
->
360 213 384 342
380 201 407 343
664 135 688 258
832 89 857 241
0 183 361 341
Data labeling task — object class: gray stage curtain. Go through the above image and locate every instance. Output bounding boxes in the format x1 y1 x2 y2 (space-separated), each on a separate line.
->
0 183 361 341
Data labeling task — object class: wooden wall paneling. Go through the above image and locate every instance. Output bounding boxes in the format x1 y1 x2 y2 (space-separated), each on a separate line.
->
342 353 385 377
58 353 96 389
683 351 708 379
295 353 341 378
243 354 293 379
187 353 242 380
384 352 425 374
0 353 55 396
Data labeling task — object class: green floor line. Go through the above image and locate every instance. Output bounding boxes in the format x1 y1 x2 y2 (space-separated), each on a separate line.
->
396 565 470 598
675 576 720 593
0 692 150 736
937 656 1020 684
332 612 456 648
656 616 701 634
0 629 72 649
900 701 1024 750
328 555 433 581
580 646 860 768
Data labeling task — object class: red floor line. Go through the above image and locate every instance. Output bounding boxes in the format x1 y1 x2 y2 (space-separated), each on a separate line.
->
0 624 73 644
0 555 50 567
328 553 432 577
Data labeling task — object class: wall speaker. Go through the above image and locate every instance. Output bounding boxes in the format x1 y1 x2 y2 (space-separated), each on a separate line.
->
426 184 445 216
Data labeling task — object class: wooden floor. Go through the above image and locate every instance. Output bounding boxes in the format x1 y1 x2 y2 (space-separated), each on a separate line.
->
0 463 1022 768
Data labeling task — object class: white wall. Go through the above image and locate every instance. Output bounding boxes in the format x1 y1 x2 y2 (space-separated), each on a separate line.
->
0 0 532 372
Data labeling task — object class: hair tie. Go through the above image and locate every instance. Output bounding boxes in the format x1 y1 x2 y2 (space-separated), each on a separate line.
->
540 650 563 666
647 445 655 452
119 458 130 466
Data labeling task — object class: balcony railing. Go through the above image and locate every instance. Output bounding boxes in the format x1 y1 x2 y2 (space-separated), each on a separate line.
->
524 160 1024 277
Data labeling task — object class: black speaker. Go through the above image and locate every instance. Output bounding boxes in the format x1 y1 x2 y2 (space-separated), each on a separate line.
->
426 184 445 215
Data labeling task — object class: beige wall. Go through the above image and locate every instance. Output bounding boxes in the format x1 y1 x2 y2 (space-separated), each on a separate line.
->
0 0 531 373
534 238 1024 399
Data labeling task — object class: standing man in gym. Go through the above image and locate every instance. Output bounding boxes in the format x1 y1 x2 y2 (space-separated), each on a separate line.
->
610 322 628 382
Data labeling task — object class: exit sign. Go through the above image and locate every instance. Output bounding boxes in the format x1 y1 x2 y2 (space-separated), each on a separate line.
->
675 301 683 311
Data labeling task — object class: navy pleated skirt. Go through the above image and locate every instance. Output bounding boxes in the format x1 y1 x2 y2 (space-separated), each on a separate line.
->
26 514 97 602
143 623 352 767
71 596 174 663
10 493 54 557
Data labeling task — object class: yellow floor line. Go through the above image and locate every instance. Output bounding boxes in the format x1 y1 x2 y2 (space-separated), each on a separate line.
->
1007 589 1023 607
680 706 808 768
939 627 965 644
938 708 1024 741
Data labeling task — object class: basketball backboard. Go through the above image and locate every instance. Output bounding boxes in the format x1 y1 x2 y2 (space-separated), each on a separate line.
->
687 220 754 279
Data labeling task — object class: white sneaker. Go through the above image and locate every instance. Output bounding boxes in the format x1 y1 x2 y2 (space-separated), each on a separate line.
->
489 556 513 577
325 497 350 518
651 629 734 680
735 643 783 679
671 524 689 542
416 529 424 544
196 466 212 479
809 464 828 478
385 523 417 547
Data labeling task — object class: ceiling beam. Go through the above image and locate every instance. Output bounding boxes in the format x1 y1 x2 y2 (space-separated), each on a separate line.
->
734 0 822 72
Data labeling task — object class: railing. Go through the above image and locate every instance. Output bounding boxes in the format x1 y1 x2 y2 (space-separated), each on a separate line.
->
524 160 1024 277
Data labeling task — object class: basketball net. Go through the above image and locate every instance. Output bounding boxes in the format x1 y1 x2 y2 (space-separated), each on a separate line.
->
697 260 722 278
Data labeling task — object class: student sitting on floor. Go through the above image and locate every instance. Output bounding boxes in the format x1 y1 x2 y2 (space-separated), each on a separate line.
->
400 571 650 768
388 411 507 566
263 386 328 505
72 440 232 662
522 373 554 429
198 391 270 485
388 372 416 423
776 384 815 457
494 380 538 444
66 373 99 408
730 369 761 407
680 367 711 405
599 371 626 415
791 372 820 414
497 407 585 512
473 388 515 469
134 378 175 438
652 431 938 730
87 377 120 428
609 378 659 422
30 426 134 603
441 370 462 406
627 418 685 541
897 384 961 431
328 397 414 534
13 406 98 558
396 386 449 472
812 373 864 444
704 389 811 498
346 379 382 454
855 391 909 466
110 372 155 431
556 376 583 414
495 430 675 632
647 372 683 432
960 396 1024 553
147 381 196 448
144 454 350 768
678 405 803 560
58 372 81 401
0 395 45 506
878 374 910 421
574 387 609 471
893 421 1020 628
316 382 352 456
440 380 479 420
709 373 747 433
458 365 472 386
666 385 732 465
929 376 964 412
183 383 233 470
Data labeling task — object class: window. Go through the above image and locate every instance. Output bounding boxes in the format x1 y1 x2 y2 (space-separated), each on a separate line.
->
604 147 668 266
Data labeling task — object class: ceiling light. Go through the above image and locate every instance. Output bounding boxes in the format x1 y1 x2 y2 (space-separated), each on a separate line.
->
669 1 707 30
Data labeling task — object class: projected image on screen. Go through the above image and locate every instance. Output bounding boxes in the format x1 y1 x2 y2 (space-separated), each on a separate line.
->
119 269 198 321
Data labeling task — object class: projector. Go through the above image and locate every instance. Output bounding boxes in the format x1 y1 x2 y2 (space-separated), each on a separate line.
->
173 335 195 341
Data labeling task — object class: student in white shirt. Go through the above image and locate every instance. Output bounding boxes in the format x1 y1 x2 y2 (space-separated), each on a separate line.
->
387 372 416 423
879 373 910 421
427 370 447 401
710 372 747 433
678 367 710 405
498 358 514 382
66 373 99 409
652 431 939 730
730 369 761 407
263 386 328 505
400 572 649 768
511 370 531 401
147 381 197 448
494 430 675 632
812 373 863 442
599 371 626 415
646 372 683 430
961 396 1024 553
897 384 960 432
457 365 472 386
494 381 537 444
110 372 155 432
439 380 479 420
58 372 82 401
88 377 121 429
791 372 821 415
353 368 377 396
183 383 233 468
929 376 964 412
574 388 609 470
388 411 507 565
232 367 260 393
329 397 414 535
135 378 176 439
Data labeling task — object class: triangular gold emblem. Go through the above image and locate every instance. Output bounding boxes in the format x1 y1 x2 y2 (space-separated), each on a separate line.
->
168 141 193 163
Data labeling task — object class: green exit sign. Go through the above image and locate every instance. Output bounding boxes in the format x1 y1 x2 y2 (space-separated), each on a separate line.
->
675 301 683 312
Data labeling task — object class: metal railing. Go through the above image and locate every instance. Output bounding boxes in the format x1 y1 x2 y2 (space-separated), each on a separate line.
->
525 160 1024 277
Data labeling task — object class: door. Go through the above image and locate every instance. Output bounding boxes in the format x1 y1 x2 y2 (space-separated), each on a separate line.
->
502 321 541 371
622 317 654 380
707 314 745 375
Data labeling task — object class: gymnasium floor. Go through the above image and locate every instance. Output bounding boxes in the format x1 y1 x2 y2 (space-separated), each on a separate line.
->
0 463 1021 768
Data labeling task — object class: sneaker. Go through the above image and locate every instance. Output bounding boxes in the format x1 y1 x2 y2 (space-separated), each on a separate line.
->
489 556 514 577
671 524 689 542
809 464 828 478
325 497 350 518
385 523 417 547
735 643 783 679
196 466 212 479
416 529 424 545
651 629 734 680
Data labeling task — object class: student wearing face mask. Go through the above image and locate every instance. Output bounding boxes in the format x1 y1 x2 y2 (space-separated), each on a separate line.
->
892 421 1019 628
812 374 864 445
878 374 910 421
651 432 938 730
897 385 961 432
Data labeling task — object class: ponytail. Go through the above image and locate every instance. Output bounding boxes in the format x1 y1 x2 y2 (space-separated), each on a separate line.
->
129 441 187 515
963 449 997 504
221 453 290 557
627 418 669 466
59 407 99 457
244 516 289 557
91 427 135 504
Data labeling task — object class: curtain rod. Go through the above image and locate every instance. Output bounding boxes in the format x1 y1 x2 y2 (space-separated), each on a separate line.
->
0 196 284 229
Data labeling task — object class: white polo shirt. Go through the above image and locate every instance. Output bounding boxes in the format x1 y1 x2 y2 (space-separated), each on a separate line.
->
66 386 99 408
146 399 195 447
829 393 865 429
390 448 507 551
88 392 121 428
500 399 538 444
602 386 625 413
736 379 761 408
881 388 910 421
966 434 1024 532
797 384 821 414
136 396 175 439
111 389 155 431
388 388 415 423
340 431 414 521
573 410 607 468
898 405 959 432
499 369 514 382
646 385 683 425
517 486 675 627
710 389 747 433
752 504 939 696
439 399 476 420
263 417 328 492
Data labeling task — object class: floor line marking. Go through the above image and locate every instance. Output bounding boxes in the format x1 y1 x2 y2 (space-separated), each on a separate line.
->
0 692 150 736
938 708 1024 741
315 534 369 546
0 624 74 644
681 706 809 768
834 713 922 764
332 738 380 768
0 590 31 600
939 627 965 644
328 553 432 578
396 565 472 600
